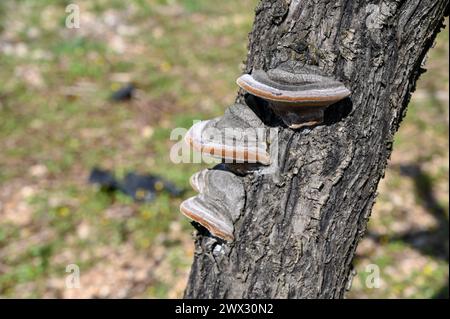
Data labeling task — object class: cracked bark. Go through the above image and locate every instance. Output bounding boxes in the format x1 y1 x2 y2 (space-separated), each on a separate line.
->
184 0 448 298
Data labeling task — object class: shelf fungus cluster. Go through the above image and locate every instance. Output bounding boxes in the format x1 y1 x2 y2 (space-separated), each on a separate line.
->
180 62 350 241
181 103 270 241
237 63 351 129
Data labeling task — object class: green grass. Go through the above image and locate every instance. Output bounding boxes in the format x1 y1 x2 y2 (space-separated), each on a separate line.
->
0 0 257 298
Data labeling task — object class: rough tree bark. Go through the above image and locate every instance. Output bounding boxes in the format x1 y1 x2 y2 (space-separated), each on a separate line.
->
184 0 448 298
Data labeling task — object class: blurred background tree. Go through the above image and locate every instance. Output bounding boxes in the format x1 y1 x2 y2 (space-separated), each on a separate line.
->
0 0 448 298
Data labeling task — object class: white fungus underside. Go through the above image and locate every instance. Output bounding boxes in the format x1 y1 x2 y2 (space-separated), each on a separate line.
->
237 74 351 101
181 196 234 236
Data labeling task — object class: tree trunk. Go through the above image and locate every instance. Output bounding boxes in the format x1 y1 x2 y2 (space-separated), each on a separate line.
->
184 0 448 298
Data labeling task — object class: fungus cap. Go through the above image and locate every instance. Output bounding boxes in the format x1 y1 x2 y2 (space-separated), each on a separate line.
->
236 65 351 128
181 169 245 241
184 104 270 164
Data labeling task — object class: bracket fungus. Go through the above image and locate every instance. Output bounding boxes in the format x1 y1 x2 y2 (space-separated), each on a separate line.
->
180 169 245 241
236 64 351 129
184 103 271 165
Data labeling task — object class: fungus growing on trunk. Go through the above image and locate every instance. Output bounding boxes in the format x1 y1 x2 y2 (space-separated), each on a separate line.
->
184 103 271 164
180 169 245 241
236 63 350 129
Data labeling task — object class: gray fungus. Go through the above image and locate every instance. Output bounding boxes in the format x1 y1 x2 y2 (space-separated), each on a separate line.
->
181 62 351 241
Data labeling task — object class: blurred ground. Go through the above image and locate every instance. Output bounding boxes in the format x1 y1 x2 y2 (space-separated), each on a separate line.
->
0 0 448 298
